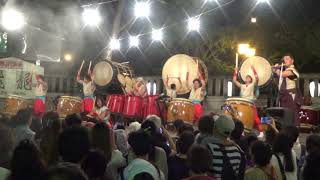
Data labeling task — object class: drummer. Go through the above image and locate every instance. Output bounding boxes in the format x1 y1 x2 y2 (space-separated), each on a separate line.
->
165 75 179 98
233 66 262 132
77 61 96 114
189 77 206 124
33 74 48 117
133 77 148 97
93 96 110 124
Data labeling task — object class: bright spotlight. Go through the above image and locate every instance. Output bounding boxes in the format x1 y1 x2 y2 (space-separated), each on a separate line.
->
82 8 101 26
109 38 120 50
1 9 25 31
134 2 151 18
251 17 257 23
152 29 163 41
257 0 269 3
64 53 73 61
187 17 200 32
129 36 139 47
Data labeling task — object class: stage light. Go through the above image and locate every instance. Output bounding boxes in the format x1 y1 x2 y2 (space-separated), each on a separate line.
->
64 53 73 61
238 44 250 55
109 38 120 50
257 0 269 3
129 36 139 47
82 8 101 26
152 29 163 41
134 2 150 18
187 17 200 32
251 17 257 23
1 9 25 31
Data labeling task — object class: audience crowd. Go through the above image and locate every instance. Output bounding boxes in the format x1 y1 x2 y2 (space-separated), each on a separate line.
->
0 107 320 180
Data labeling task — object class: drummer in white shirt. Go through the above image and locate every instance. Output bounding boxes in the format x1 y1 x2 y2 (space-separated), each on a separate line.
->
233 65 262 133
77 61 96 114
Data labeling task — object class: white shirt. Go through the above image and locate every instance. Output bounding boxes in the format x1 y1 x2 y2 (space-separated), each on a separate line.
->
270 150 297 180
240 83 255 100
189 88 204 101
166 88 177 98
285 65 299 90
0 167 9 180
35 83 47 96
82 81 95 96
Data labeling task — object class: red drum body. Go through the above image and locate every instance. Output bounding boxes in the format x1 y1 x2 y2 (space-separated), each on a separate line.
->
123 95 143 118
142 95 160 119
299 106 320 129
106 94 125 113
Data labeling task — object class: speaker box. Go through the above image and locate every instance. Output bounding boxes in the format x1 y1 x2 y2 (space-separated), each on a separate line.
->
265 107 295 129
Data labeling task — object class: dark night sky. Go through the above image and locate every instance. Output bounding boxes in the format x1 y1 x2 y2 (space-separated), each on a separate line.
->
2 0 320 75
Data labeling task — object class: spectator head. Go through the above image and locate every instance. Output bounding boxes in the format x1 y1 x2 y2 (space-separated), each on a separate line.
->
128 130 152 158
141 120 157 136
173 119 185 132
306 134 320 154
250 141 272 167
46 162 88 180
9 139 46 180
64 113 82 127
214 115 235 138
281 126 299 145
176 132 195 154
198 115 215 135
187 145 211 175
0 121 14 168
81 150 107 180
15 108 33 126
42 111 60 130
58 126 90 163
127 121 141 134
303 150 320 180
91 122 112 163
231 120 244 140
178 124 194 136
273 133 295 172
246 134 258 148
145 115 162 130
265 125 277 145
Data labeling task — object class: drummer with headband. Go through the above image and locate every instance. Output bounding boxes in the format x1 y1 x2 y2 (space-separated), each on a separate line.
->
32 72 48 118
77 61 96 114
189 74 206 124
233 66 262 133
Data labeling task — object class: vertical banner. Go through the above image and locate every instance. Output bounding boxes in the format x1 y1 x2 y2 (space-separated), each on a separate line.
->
0 57 44 99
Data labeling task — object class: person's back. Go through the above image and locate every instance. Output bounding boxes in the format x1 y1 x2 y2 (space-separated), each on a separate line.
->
14 108 35 145
168 154 189 180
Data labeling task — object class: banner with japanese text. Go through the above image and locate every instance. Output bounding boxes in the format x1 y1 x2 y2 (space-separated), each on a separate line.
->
0 57 44 99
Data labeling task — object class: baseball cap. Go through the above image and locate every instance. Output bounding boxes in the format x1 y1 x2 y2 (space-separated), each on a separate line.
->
214 115 235 137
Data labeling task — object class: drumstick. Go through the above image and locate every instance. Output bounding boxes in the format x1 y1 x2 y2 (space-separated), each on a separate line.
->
88 61 92 75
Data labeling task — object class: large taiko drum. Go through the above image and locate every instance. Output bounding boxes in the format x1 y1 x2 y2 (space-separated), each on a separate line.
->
239 56 272 87
162 54 208 94
122 95 143 118
93 60 133 87
1 95 27 115
167 98 194 124
106 94 125 113
299 106 320 129
57 96 82 118
224 98 255 130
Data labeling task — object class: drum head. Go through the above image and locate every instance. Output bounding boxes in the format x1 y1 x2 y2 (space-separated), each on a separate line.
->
93 61 113 86
239 56 272 87
226 97 253 104
117 74 125 86
162 54 198 94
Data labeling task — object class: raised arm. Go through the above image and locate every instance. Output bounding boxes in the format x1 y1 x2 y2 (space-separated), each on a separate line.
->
233 68 241 88
251 65 259 84
77 61 85 84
